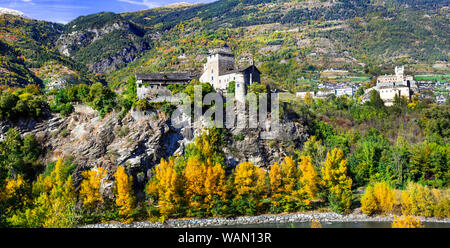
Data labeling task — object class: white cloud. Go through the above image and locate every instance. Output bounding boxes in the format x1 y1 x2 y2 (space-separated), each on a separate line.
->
118 0 160 9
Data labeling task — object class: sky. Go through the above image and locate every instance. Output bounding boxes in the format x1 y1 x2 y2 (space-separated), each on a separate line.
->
0 0 216 24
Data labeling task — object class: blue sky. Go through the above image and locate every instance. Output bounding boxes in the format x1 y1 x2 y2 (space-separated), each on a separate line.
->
0 0 216 24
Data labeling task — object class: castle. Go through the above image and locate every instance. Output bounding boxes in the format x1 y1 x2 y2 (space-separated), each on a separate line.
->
199 44 261 102
136 44 261 103
363 66 418 106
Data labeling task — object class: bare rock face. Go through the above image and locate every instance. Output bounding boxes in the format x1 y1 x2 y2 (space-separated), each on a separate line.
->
13 107 182 193
0 104 308 197
56 18 150 74
226 119 308 169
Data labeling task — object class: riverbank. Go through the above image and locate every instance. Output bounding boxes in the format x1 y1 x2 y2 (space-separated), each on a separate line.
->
82 211 450 228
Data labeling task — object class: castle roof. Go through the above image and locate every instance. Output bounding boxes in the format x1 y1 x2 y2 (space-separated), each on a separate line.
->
136 72 197 84
221 65 261 76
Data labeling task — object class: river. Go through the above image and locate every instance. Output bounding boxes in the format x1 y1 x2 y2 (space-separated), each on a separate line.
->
220 221 450 228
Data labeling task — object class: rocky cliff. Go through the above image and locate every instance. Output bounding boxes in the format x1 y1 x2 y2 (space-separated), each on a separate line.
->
0 104 308 197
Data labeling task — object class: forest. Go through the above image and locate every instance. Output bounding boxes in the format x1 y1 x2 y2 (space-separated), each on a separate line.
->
0 80 448 227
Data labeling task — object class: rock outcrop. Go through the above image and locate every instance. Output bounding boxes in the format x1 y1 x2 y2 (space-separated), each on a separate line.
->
0 104 308 198
56 14 150 74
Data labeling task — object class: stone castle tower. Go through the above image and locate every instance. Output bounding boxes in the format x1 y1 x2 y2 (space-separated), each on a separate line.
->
199 44 261 103
200 44 235 90
395 66 404 82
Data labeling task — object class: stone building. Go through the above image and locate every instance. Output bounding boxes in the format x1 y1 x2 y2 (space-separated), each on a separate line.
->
199 44 261 102
363 66 418 106
136 72 196 102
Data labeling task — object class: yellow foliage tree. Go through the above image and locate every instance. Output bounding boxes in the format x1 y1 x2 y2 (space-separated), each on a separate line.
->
322 148 352 213
234 161 267 199
79 167 109 211
9 158 77 228
304 91 314 105
299 156 320 199
114 166 135 223
146 158 183 218
183 157 226 216
204 162 227 213
269 162 283 198
280 156 298 194
401 182 443 217
361 182 395 215
0 175 30 220
392 215 424 228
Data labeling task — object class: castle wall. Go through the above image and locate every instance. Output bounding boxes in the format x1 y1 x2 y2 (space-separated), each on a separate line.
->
137 80 172 100
378 86 410 106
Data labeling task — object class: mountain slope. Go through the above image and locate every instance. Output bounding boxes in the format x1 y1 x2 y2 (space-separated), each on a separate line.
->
104 0 449 90
56 12 151 74
0 14 97 86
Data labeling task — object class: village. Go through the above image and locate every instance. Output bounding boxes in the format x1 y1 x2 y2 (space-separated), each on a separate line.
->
135 45 449 107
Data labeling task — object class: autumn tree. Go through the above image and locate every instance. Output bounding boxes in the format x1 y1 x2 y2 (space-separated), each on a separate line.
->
146 158 183 219
361 181 395 215
0 175 30 226
183 157 227 216
114 166 135 223
232 161 268 215
269 162 283 199
299 156 321 200
322 148 353 213
79 167 109 211
9 158 77 228
268 157 310 213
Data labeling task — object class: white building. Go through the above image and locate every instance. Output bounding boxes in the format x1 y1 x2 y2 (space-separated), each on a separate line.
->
199 44 261 102
363 66 418 106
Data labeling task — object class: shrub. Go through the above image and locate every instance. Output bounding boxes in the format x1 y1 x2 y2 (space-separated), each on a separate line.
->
392 215 423 228
361 181 395 215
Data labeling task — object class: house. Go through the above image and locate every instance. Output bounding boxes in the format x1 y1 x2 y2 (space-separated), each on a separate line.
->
335 87 355 97
136 72 196 101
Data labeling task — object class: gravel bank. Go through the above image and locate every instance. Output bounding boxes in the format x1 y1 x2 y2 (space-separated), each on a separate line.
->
82 212 450 228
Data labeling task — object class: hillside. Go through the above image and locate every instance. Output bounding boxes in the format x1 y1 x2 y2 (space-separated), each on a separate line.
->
56 12 151 74
0 14 97 87
105 0 449 90
0 0 448 90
